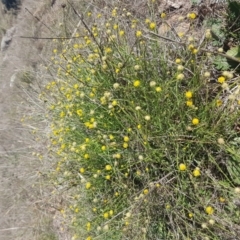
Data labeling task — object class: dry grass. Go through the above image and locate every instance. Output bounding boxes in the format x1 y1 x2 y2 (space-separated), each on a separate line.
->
0 0 70 239
0 0 105 238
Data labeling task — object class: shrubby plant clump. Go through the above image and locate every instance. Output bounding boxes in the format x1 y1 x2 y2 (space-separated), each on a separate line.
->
30 2 240 240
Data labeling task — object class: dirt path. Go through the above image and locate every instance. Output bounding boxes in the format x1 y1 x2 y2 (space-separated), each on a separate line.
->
0 1 56 239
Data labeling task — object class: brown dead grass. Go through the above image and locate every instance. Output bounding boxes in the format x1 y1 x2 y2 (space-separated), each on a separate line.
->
0 0 71 239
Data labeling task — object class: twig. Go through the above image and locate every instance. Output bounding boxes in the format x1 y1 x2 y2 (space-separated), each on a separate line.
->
148 31 240 64
25 8 55 34
67 20 82 45
66 0 103 55
18 36 81 40
148 31 185 46
0 227 31 232
229 15 240 31
201 48 240 64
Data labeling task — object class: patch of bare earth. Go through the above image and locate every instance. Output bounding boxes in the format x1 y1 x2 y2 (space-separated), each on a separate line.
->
0 0 72 239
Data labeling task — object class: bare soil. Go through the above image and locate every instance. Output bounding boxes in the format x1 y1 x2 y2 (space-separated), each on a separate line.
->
0 1 60 239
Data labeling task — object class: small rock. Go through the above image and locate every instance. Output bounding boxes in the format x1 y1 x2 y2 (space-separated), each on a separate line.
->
10 73 16 88
1 26 15 52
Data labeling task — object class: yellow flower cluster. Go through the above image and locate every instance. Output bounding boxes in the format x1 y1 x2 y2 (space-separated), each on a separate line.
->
37 5 240 239
185 91 193 107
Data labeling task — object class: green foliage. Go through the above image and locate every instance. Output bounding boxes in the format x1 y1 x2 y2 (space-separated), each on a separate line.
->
215 45 240 71
210 1 240 71
226 0 240 40
226 45 240 68
205 18 225 47
27 2 240 240
18 70 35 84
213 55 230 70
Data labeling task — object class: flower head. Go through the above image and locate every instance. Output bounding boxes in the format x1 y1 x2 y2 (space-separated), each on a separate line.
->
209 219 215 225
145 18 150 24
188 36 194 42
219 197 225 203
105 165 112 171
149 22 156 30
160 12 166 18
112 100 117 106
86 182 91 189
204 72 211 78
136 31 142 38
205 29 212 39
119 30 125 36
80 168 85 173
86 222 91 231
201 223 208 229
185 91 193 99
179 163 187 171
218 76 225 83
143 189 149 194
144 115 151 121
188 213 194 218
217 138 225 145
175 58 181 64
176 73 184 80
221 82 229 90
188 44 194 50
124 136 129 142
105 47 112 54
223 71 233 79
133 80 141 87
150 81 156 87
155 87 162 92
123 142 128 148
192 167 201 177
234 187 240 193
205 206 214 215
187 12 197 19
113 83 120 89
177 65 184 71
178 32 184 38
216 99 222 107
192 118 199 125
105 175 111 180
134 65 140 71
186 100 193 107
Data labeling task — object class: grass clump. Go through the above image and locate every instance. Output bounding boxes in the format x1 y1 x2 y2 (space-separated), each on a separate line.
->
31 2 240 240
